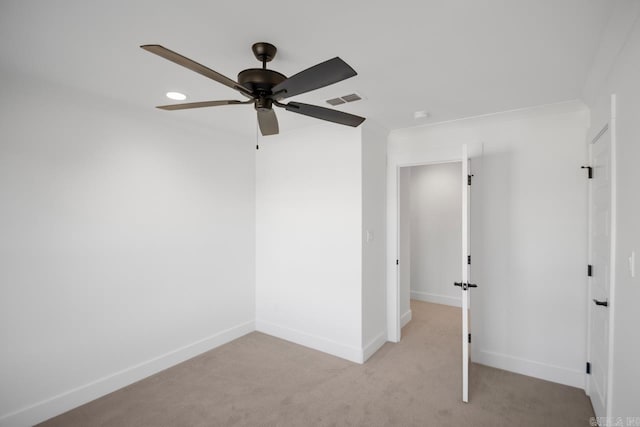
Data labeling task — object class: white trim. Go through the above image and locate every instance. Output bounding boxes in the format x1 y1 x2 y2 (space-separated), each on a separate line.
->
605 93 617 419
396 158 464 169
392 165 402 343
362 332 387 362
401 309 413 327
392 100 585 137
0 321 255 427
585 131 595 396
461 144 469 403
474 350 585 389
410 291 461 308
255 319 364 364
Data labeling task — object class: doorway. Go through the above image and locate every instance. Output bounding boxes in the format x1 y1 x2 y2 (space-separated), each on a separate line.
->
397 152 474 402
399 162 463 314
387 142 479 401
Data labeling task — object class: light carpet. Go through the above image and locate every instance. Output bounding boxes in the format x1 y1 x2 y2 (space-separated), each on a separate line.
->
39 300 594 426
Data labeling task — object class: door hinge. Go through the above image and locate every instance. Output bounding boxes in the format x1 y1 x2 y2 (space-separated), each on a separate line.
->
396 259 399 266
581 166 593 179
467 174 474 185
468 334 471 343
467 255 471 265
588 265 593 277
586 362 591 374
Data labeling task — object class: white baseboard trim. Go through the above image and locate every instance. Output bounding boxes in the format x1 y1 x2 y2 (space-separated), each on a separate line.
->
0 321 255 427
411 290 461 308
401 310 412 328
474 349 585 389
362 331 387 362
256 319 364 364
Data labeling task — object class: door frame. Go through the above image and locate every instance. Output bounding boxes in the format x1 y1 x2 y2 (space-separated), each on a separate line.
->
585 94 617 418
386 142 482 342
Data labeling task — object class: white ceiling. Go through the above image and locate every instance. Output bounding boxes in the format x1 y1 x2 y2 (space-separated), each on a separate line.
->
0 0 613 136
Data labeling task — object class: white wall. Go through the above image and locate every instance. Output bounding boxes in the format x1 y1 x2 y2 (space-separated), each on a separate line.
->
255 124 364 362
0 70 256 426
388 101 589 387
409 162 462 307
398 168 412 326
361 121 388 360
583 2 640 418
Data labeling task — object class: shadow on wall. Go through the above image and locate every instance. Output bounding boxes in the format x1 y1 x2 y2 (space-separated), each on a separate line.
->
470 148 513 360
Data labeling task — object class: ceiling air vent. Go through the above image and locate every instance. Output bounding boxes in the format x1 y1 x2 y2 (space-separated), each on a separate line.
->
326 97 346 106
341 93 362 102
326 92 364 106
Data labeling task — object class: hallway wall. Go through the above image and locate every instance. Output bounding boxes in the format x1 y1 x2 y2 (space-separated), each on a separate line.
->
408 162 462 307
0 69 256 426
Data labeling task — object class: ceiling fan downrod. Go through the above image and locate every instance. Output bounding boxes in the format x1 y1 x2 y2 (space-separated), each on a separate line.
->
251 42 277 70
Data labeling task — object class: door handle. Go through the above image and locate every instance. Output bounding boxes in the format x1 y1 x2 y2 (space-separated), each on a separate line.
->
454 282 478 290
593 299 608 307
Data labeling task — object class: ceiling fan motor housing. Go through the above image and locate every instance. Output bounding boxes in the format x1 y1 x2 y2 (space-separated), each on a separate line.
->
237 68 287 96
255 97 273 112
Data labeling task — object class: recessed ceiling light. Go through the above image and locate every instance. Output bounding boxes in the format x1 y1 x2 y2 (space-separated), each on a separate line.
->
414 110 429 119
166 91 187 101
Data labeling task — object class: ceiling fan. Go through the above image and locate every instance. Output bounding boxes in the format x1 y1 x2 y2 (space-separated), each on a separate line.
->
141 42 366 136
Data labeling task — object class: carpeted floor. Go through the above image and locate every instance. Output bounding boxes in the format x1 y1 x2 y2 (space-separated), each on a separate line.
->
39 300 594 426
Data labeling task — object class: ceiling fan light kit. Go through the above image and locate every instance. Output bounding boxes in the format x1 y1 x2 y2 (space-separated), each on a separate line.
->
141 42 366 136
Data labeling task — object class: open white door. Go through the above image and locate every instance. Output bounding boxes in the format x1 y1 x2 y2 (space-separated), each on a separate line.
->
456 144 475 403
587 124 613 419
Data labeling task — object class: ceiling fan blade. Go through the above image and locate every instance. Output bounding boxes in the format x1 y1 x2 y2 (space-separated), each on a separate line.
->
141 44 253 97
258 109 279 136
270 57 357 100
157 100 252 110
283 102 365 127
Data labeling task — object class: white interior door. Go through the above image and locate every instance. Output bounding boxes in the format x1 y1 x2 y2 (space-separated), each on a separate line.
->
460 144 473 403
588 126 612 419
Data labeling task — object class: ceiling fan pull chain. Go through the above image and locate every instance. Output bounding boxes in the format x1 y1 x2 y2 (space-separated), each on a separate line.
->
256 118 259 150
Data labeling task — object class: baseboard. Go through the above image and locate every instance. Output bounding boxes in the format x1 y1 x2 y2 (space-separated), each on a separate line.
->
411 290 461 308
474 349 585 389
401 309 412 328
362 331 387 362
0 321 255 427
256 319 364 364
